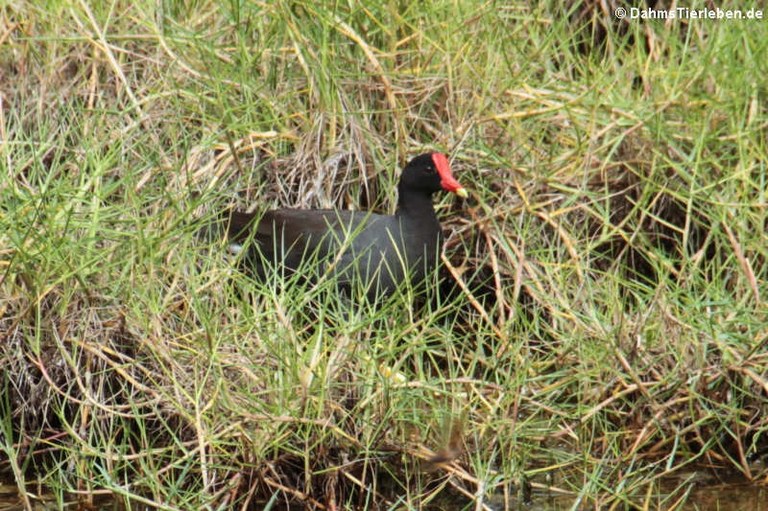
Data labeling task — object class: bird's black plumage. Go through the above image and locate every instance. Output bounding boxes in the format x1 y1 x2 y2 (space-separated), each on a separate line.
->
225 152 466 300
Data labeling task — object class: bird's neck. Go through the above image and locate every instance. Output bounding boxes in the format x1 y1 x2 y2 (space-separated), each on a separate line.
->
396 188 440 227
397 188 435 216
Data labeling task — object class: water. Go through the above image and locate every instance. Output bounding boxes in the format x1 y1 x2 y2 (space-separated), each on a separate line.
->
491 469 767 511
1 470 766 510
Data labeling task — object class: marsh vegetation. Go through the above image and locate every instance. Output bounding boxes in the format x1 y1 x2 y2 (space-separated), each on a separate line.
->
1 1 767 509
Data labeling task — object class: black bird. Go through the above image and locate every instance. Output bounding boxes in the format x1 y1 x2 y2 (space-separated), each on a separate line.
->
225 152 467 300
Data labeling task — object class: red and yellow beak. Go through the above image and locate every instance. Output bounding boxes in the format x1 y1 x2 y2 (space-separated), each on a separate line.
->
432 153 468 198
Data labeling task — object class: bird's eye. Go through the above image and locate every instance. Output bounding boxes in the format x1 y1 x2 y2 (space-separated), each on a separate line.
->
425 165 436 174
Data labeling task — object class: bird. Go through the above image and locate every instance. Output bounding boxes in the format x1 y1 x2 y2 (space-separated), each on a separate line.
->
223 152 467 300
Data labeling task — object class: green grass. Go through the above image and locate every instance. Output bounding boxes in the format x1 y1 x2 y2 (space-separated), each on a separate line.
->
1 0 767 509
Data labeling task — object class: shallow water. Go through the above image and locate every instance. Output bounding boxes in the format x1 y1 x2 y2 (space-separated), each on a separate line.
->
1 469 766 510
496 469 767 511
520 482 766 511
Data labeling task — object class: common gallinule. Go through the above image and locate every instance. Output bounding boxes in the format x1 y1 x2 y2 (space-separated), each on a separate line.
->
225 152 467 300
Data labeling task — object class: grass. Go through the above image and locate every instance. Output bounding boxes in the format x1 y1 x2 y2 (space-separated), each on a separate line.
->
1 0 767 509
